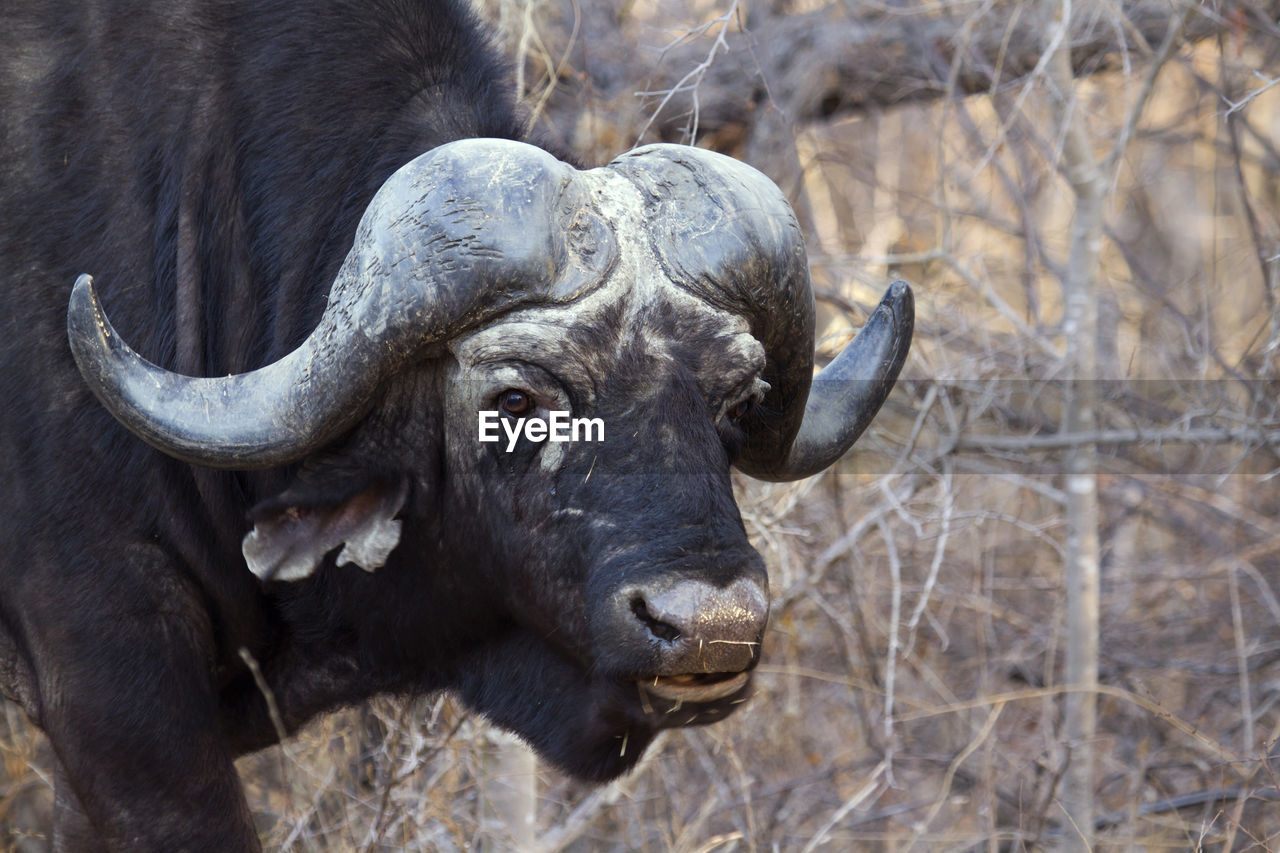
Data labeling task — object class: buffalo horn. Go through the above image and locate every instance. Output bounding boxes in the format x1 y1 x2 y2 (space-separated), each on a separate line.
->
67 140 614 468
742 280 913 482
608 145 912 484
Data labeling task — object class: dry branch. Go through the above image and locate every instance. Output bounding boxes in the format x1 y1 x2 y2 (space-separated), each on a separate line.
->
533 0 1279 151
1093 785 1280 830
956 425 1280 451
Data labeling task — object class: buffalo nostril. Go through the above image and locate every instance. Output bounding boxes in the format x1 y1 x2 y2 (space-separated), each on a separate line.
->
626 578 769 674
630 595 682 643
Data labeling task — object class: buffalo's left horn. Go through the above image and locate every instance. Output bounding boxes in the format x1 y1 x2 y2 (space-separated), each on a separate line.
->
745 280 913 482
610 144 913 484
67 140 615 469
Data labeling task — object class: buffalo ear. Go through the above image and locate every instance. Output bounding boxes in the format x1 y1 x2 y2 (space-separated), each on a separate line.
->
242 476 409 581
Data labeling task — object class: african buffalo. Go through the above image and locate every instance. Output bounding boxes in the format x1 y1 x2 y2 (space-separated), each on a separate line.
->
0 0 912 849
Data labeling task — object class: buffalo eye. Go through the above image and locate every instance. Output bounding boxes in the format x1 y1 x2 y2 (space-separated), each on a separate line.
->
728 399 752 423
499 389 535 417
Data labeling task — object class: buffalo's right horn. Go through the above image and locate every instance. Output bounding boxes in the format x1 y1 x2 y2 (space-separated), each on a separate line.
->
67 140 616 469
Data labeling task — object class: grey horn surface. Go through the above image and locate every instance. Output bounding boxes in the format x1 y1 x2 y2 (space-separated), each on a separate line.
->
612 144 819 481
66 139 614 468
68 138 910 476
743 280 914 482
612 145 913 483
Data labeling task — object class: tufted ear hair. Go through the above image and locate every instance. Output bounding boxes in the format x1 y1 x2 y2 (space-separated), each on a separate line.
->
242 466 409 582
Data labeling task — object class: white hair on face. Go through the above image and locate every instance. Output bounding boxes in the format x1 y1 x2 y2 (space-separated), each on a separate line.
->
450 166 769 475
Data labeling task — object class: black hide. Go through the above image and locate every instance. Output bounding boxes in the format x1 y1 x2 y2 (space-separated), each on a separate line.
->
0 2 776 850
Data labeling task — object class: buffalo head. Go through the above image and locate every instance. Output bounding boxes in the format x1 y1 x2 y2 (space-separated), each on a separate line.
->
67 140 912 780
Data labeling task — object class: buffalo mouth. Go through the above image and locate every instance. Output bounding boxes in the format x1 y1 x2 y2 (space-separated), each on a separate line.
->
636 670 751 704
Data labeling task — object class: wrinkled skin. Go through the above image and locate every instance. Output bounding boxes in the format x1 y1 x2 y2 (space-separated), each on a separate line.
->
211 282 772 783
443 288 772 779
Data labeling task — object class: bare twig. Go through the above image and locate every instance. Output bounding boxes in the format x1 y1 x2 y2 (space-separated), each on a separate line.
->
798 760 888 853
238 647 303 829
898 683 1245 769
1228 566 1257 754
1102 0 1195 176
902 465 954 659
633 1 739 146
956 425 1280 451
1094 785 1280 828
913 702 1006 842
878 517 903 760
1220 46 1280 374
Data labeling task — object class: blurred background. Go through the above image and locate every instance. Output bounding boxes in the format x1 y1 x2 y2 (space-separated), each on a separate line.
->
4 0 1279 849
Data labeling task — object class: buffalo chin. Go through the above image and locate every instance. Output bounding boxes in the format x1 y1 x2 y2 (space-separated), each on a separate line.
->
495 676 756 784
452 629 756 782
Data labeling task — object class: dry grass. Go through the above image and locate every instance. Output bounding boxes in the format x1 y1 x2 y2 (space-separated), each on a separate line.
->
4 1 1280 850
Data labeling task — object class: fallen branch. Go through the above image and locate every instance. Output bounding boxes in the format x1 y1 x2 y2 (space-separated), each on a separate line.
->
1093 785 1280 830
531 0 1279 146
956 425 1280 452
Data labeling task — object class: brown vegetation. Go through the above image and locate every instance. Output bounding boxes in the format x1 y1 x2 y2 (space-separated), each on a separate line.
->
4 0 1279 849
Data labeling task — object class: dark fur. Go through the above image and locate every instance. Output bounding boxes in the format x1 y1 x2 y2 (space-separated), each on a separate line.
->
0 2 769 850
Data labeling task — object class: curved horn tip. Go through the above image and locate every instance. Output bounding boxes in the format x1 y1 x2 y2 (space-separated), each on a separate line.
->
68 273 101 333
746 279 915 483
882 279 914 328
67 273 118 370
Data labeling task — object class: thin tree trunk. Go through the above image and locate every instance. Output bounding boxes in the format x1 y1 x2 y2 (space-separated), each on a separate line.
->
478 730 538 851
1042 1 1104 848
